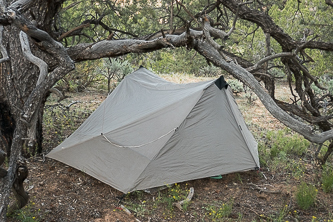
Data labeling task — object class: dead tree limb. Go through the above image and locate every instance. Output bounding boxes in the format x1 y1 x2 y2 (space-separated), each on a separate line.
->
248 182 281 194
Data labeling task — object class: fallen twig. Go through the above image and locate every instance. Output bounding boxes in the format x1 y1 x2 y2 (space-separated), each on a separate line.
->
173 187 194 211
248 182 281 194
120 205 142 222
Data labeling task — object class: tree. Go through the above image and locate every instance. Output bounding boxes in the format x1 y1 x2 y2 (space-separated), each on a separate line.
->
98 58 133 93
0 0 332 219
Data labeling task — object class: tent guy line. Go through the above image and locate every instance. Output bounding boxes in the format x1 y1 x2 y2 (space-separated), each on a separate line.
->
100 128 177 148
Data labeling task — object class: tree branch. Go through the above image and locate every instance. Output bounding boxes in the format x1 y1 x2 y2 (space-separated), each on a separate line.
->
176 1 200 25
60 1 82 12
246 52 293 72
0 25 9 63
19 31 49 147
202 17 232 61
57 23 90 41
19 31 48 85
4 10 75 122
225 1 253 37
7 0 34 12
67 34 189 61
194 40 333 144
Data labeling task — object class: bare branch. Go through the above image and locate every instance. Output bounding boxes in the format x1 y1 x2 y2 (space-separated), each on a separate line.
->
176 1 200 25
19 31 49 147
169 0 174 34
246 52 293 72
194 40 333 144
0 0 6 12
202 17 232 61
60 1 82 12
225 1 253 37
7 0 34 12
68 33 193 61
49 88 64 101
19 31 48 85
57 23 90 41
0 25 9 63
291 57 326 90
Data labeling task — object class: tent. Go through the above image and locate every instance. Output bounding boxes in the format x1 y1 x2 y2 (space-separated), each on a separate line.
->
47 67 259 193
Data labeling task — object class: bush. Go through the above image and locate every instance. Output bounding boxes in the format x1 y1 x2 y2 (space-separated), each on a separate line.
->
205 199 233 220
228 79 244 95
296 182 317 210
321 164 333 193
264 129 309 159
197 65 221 77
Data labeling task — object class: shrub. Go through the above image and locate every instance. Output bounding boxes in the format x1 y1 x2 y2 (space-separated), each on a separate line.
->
197 65 221 77
264 129 309 159
205 199 233 220
228 79 244 95
321 164 333 193
296 182 317 210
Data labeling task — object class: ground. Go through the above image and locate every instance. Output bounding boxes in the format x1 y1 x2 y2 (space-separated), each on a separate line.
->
6 77 333 222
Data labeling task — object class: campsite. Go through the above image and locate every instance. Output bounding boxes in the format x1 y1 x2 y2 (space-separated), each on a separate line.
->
7 73 333 222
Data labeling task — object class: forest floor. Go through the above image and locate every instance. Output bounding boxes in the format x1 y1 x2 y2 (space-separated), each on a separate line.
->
6 76 333 222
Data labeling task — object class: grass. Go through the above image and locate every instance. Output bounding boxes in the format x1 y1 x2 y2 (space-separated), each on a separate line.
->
296 182 318 210
204 199 234 221
9 200 41 222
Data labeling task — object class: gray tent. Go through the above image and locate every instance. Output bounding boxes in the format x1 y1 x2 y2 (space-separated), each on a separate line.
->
47 67 259 193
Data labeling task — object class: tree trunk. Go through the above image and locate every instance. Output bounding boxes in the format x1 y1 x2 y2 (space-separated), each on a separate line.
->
0 120 26 220
0 102 15 156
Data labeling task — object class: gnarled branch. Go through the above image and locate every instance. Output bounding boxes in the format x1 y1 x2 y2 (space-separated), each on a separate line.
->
19 31 48 147
0 25 9 63
194 40 333 144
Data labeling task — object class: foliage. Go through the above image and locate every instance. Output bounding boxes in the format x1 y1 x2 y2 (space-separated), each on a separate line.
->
266 129 309 157
196 65 222 77
97 58 134 93
228 79 244 95
9 200 40 222
321 164 333 193
126 48 208 75
258 129 310 167
43 97 95 148
296 182 318 210
55 60 102 92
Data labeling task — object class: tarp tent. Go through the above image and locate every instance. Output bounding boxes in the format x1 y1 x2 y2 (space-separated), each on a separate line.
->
47 67 259 193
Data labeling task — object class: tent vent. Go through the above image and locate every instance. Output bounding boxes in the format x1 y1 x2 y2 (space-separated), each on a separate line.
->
215 76 228 90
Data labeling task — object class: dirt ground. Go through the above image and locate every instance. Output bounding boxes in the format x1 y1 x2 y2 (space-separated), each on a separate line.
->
6 80 333 222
